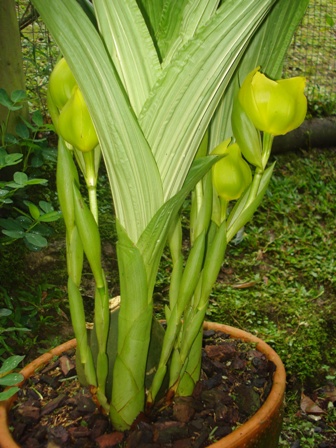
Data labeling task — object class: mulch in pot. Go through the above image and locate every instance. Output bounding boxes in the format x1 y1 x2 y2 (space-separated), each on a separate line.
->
9 330 276 448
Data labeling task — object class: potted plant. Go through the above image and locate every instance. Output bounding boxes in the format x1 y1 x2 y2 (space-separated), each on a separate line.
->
0 0 308 446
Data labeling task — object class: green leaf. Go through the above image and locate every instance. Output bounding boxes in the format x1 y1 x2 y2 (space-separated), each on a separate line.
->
24 201 41 221
139 0 276 200
111 224 152 429
32 110 44 127
10 90 27 104
94 0 161 115
16 216 33 229
13 172 28 185
0 355 25 376
39 211 62 223
156 0 191 60
0 309 12 318
0 89 13 108
0 387 21 401
158 0 220 63
2 230 25 239
32 0 164 243
15 121 30 139
0 218 24 231
0 151 22 169
25 177 48 186
138 155 219 287
0 373 24 386
39 201 53 214
24 232 48 248
2 327 30 333
31 154 44 168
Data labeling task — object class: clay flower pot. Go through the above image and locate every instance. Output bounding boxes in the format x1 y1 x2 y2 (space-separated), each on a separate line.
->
0 322 285 448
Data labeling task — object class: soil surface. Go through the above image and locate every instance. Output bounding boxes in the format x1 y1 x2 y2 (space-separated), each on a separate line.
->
9 330 276 448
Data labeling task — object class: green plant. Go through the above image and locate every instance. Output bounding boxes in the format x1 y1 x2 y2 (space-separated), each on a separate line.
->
0 88 61 250
32 0 308 433
0 355 24 401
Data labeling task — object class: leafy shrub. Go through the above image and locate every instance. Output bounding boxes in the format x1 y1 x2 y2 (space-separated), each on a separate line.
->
0 88 61 250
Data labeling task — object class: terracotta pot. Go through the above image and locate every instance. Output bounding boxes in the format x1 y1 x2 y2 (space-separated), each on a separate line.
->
0 322 285 448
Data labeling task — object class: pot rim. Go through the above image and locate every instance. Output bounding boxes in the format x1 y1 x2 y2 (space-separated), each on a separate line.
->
0 322 285 448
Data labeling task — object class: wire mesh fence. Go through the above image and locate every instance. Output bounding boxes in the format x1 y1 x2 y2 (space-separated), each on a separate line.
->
15 0 336 116
283 0 336 115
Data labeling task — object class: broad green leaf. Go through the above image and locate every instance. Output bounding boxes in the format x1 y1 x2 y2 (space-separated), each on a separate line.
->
0 309 12 318
0 355 25 376
111 225 152 429
15 121 29 140
24 201 41 221
137 155 219 291
0 373 23 386
31 154 44 168
0 218 23 231
32 110 44 128
13 172 28 185
156 0 191 59
94 0 161 115
139 0 276 200
32 0 164 243
136 0 164 41
4 134 19 146
24 232 48 248
16 216 33 229
39 201 54 214
0 152 22 169
10 90 27 104
0 89 12 108
162 0 221 65
38 211 62 223
24 178 48 186
2 230 24 239
0 387 21 401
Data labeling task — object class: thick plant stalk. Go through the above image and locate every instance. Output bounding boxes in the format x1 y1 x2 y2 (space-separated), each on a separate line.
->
170 218 228 395
109 225 153 430
57 138 96 387
72 184 109 407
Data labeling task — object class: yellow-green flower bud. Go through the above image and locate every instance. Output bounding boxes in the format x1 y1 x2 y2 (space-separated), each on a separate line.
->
58 85 98 153
48 58 77 111
238 67 307 136
212 139 252 202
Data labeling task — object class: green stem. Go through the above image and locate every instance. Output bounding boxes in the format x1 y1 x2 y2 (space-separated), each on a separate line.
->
262 132 274 169
245 131 274 209
220 198 228 222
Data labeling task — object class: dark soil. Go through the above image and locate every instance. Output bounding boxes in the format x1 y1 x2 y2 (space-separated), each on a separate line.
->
9 330 276 448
